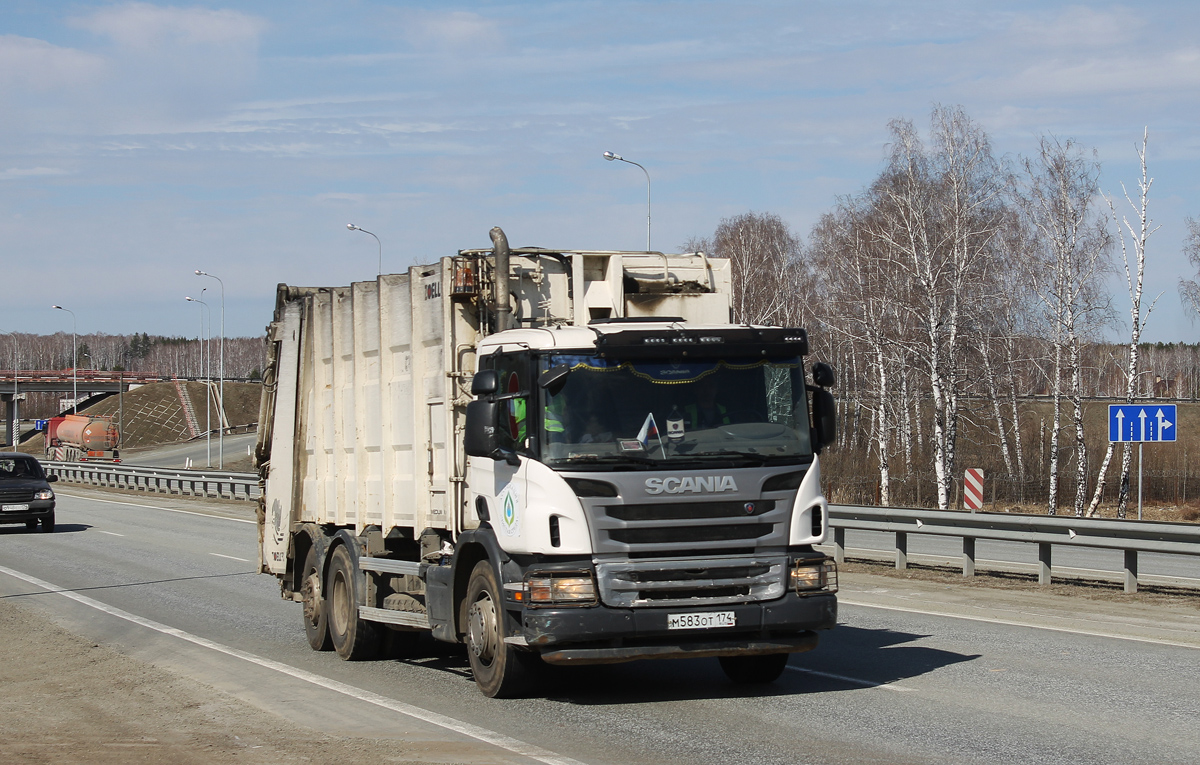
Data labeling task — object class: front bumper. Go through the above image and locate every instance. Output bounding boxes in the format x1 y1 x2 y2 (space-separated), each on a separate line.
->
0 500 55 525
519 591 837 665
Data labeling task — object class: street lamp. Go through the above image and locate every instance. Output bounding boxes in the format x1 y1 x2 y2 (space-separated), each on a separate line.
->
186 295 212 467
347 224 383 275
51 305 77 414
194 270 224 468
603 151 652 252
5 332 17 447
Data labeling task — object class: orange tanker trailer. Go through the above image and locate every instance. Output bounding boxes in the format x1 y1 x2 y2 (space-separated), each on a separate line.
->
46 414 120 462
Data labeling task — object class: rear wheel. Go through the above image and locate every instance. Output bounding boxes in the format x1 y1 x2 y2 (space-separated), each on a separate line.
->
326 545 378 660
464 560 532 698
40 512 55 533
719 653 789 684
301 546 332 651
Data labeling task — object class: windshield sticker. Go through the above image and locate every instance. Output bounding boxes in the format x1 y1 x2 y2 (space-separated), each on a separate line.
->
496 483 521 537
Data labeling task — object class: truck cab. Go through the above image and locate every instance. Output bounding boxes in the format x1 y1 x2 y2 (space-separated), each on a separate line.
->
457 322 838 694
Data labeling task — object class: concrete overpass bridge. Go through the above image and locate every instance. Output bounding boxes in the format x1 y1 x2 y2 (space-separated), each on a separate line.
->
0 370 174 447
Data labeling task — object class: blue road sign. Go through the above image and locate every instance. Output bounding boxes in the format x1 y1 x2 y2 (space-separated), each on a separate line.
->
34 419 48 431
1109 404 1177 443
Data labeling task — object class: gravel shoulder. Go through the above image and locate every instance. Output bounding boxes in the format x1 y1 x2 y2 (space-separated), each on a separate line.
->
0 596 483 765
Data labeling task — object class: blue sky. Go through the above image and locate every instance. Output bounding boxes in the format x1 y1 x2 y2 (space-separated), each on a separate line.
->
3 1 1200 341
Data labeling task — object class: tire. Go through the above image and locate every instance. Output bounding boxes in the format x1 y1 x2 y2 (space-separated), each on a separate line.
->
301 546 332 651
719 653 789 684
25 520 37 531
326 545 378 661
40 512 55 533
464 560 532 698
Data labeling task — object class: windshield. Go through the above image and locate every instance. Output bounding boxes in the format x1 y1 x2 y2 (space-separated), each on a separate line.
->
539 354 812 468
0 457 43 480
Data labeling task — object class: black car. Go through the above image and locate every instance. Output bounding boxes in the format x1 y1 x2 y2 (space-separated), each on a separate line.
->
0 453 57 533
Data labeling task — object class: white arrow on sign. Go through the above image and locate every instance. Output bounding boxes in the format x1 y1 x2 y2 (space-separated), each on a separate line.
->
1116 409 1125 439
1157 408 1173 437
1139 408 1148 441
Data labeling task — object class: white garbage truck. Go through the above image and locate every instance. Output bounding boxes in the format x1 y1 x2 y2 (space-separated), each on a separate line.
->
256 228 839 697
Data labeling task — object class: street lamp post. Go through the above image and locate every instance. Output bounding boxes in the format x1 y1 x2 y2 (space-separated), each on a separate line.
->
603 151 652 252
194 270 224 468
347 224 383 275
186 295 211 467
51 305 77 414
5 332 17 447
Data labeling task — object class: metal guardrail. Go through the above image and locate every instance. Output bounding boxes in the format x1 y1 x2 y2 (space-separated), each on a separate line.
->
43 461 260 502
829 504 1200 593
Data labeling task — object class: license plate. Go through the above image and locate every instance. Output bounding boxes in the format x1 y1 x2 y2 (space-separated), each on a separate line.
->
2 504 30 512
667 611 736 630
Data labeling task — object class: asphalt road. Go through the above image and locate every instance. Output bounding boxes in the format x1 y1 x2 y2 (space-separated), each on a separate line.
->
120 431 258 469
2 489 1198 765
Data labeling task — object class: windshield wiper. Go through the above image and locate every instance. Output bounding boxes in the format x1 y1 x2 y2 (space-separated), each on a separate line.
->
555 453 658 467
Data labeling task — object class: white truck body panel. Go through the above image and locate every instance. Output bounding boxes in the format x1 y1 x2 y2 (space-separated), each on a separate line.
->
261 252 732 556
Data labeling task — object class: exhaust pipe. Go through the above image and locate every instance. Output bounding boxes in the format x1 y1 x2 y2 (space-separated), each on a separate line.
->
489 226 512 332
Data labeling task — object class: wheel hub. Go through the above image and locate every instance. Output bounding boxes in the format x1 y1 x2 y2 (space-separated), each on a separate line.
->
301 571 321 625
467 595 498 662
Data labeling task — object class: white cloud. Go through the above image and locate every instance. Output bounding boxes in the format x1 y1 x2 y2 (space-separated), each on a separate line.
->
0 35 106 90
0 166 69 180
1009 5 1143 49
70 2 266 50
402 10 500 51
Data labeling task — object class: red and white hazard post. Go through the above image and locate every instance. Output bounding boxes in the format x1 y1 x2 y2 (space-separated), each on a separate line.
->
963 468 984 511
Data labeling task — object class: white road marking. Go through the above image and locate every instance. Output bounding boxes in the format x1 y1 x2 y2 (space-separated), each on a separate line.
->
209 553 250 562
0 564 586 765
58 492 256 524
839 598 1200 650
95 530 125 537
786 665 915 692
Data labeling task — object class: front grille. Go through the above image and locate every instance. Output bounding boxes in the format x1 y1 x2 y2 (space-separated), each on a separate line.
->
0 488 35 503
608 524 772 545
607 500 776 521
589 498 789 555
596 555 787 608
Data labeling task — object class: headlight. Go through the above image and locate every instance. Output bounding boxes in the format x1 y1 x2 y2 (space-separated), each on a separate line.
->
524 571 598 607
790 558 837 594
34 489 54 501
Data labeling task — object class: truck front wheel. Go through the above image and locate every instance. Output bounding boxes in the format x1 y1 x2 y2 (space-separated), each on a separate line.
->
327 545 378 660
301 546 332 651
464 561 531 698
719 653 789 684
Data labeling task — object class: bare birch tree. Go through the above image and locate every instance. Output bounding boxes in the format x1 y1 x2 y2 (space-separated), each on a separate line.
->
1180 217 1200 320
1020 136 1111 516
711 212 802 326
1103 130 1161 518
869 106 1007 509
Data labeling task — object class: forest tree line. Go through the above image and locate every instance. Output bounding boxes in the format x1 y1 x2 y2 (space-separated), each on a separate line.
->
685 106 1200 517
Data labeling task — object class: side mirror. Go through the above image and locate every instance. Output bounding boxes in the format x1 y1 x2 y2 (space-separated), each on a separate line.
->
464 400 521 466
471 370 499 396
812 362 836 388
538 363 571 396
811 388 837 453
465 400 500 457
47 474 58 483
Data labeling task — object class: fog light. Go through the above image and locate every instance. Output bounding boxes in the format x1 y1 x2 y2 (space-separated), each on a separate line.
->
791 558 837 594
524 572 597 607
